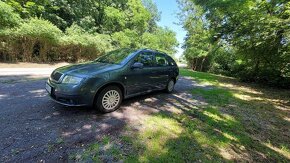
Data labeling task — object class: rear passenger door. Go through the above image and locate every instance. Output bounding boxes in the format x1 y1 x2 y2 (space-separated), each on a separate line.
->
153 53 170 89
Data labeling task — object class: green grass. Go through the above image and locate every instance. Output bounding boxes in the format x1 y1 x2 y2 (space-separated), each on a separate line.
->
179 69 290 161
179 69 225 85
76 69 290 162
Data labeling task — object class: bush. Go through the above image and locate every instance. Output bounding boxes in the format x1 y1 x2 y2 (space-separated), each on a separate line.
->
1 20 113 62
208 47 237 76
59 24 113 61
0 28 20 62
14 18 63 62
17 18 62 43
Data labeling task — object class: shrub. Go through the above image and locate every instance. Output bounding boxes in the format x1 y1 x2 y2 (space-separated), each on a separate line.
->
15 18 63 62
0 28 20 62
17 18 62 43
59 24 112 61
0 22 113 62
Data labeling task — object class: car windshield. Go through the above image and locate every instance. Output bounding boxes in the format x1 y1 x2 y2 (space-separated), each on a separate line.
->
95 48 135 64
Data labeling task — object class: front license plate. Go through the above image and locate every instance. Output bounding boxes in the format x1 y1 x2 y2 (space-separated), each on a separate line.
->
46 83 52 94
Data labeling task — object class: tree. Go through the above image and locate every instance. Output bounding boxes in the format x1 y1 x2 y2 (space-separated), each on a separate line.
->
0 1 21 29
0 0 178 63
178 0 290 87
142 0 161 32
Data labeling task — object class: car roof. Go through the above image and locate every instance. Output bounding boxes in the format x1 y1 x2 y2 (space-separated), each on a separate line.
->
139 48 168 55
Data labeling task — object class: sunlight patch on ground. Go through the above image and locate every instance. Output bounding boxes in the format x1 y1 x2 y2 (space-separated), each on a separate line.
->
263 142 290 160
274 105 290 111
222 132 238 142
218 148 236 160
218 146 251 162
29 89 46 93
219 83 263 95
144 97 158 102
203 110 224 121
124 114 185 162
192 130 211 147
233 93 264 101
172 94 206 107
62 131 77 137
82 124 92 130
284 117 290 122
0 94 8 100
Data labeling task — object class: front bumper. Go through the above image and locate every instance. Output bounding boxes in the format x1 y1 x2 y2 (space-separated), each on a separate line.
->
45 82 88 107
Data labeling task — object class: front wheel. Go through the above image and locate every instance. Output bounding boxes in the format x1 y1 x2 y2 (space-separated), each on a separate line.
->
95 86 123 113
165 79 175 93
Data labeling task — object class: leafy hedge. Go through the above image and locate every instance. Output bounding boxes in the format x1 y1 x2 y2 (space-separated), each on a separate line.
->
0 1 113 62
0 1 178 63
0 17 111 62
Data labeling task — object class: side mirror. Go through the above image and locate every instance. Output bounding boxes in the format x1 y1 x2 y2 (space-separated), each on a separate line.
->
131 62 144 69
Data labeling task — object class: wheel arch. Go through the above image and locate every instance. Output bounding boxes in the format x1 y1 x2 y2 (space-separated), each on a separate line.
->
92 82 125 106
170 76 177 84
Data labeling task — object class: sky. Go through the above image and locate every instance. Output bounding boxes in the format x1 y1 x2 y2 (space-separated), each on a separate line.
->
153 0 186 58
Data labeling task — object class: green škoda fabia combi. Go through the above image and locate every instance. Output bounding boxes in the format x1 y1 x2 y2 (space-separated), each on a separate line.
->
46 48 179 113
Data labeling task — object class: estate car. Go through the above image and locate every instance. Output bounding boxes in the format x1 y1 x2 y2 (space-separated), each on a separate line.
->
46 48 179 113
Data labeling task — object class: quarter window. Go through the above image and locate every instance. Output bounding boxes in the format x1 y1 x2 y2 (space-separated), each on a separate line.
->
167 56 177 66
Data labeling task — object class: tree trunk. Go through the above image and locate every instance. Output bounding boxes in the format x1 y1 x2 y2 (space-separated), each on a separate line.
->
254 59 260 77
40 42 48 62
22 37 34 62
191 59 194 70
200 57 206 71
194 58 198 71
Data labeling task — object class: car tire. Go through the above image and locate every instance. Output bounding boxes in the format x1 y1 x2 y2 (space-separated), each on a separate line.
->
95 86 123 113
165 79 175 93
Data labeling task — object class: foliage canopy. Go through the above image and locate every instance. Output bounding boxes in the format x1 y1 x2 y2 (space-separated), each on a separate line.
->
178 0 290 87
0 0 178 62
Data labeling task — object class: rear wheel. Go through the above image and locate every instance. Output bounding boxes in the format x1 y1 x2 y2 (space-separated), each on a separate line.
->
165 79 175 93
95 86 123 113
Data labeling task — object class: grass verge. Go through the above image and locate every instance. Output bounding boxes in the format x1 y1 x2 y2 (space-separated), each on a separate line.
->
75 69 290 162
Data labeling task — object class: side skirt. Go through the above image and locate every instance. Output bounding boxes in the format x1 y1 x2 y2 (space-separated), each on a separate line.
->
124 88 165 99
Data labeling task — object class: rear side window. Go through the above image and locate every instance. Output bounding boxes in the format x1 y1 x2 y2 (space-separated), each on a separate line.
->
166 56 177 66
155 53 168 67
135 52 154 67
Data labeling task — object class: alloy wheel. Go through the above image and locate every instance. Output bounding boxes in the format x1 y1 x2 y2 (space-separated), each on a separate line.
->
102 90 120 110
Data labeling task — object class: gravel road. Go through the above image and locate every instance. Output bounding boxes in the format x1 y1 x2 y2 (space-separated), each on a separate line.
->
0 71 197 162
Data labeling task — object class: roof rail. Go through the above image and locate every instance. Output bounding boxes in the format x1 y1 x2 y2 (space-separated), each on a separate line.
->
141 48 167 54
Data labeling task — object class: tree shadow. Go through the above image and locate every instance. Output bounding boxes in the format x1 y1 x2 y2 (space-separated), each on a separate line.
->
1 74 289 162
118 75 290 162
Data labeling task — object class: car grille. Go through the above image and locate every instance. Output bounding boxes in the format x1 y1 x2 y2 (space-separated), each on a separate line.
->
50 71 63 82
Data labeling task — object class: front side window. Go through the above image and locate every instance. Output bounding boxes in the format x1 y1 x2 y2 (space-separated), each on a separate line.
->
135 52 154 67
95 48 135 64
155 53 168 67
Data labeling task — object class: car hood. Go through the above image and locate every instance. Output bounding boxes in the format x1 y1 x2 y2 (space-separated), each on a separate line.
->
55 62 121 77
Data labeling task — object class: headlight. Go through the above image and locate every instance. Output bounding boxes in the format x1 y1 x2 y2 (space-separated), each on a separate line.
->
62 75 83 85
